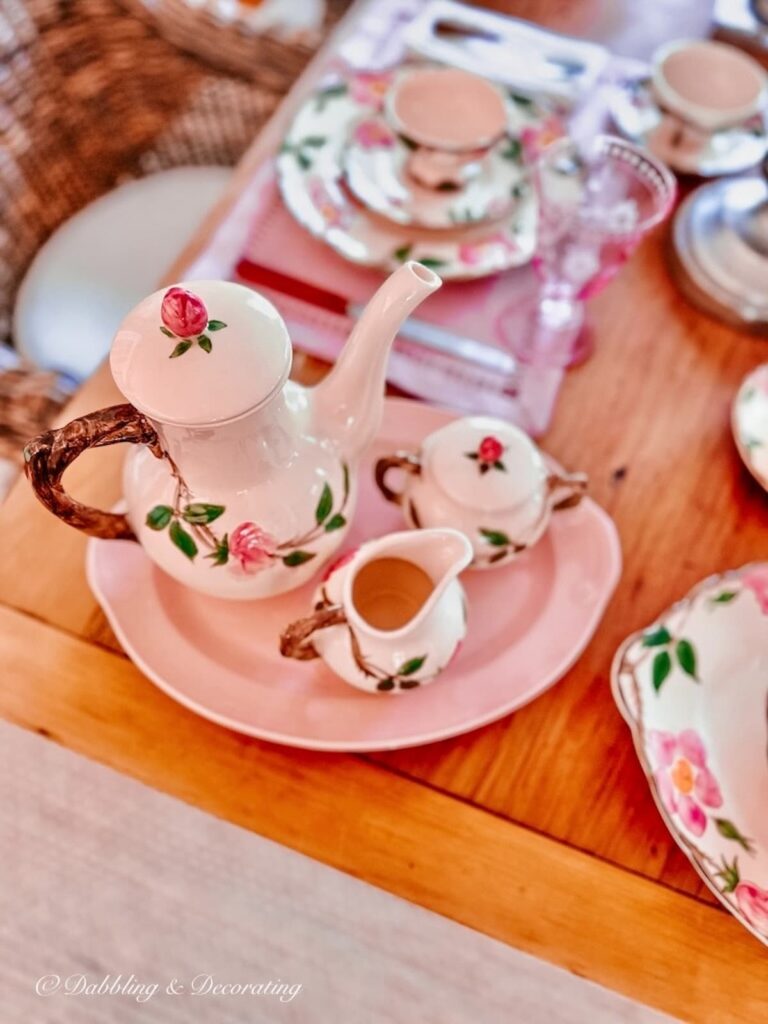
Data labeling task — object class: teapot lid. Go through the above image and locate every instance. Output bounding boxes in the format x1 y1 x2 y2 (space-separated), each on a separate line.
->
422 416 547 513
110 281 292 426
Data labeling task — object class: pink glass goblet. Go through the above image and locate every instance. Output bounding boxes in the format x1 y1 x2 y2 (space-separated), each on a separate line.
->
503 134 677 368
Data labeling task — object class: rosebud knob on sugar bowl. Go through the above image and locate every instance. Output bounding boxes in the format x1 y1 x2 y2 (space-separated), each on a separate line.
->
23 263 440 599
375 416 587 569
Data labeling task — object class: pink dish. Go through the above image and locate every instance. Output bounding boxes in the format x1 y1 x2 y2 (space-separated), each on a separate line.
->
87 398 621 751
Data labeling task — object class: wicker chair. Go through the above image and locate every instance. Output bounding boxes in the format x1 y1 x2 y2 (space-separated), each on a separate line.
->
0 0 345 495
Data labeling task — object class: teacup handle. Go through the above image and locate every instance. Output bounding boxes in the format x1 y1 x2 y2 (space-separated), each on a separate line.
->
24 403 164 540
280 604 347 661
374 452 421 506
547 470 588 511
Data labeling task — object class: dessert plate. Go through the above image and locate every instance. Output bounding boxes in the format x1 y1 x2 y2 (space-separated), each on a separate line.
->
276 68 539 280
610 77 768 177
733 364 768 491
87 398 621 752
343 115 528 230
612 567 768 947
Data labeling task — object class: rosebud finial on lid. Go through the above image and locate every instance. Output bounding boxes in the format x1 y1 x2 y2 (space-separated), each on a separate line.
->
110 280 292 427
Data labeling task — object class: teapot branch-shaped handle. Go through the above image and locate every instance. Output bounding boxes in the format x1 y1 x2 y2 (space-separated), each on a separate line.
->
24 403 164 540
374 452 421 506
547 470 588 511
280 604 347 661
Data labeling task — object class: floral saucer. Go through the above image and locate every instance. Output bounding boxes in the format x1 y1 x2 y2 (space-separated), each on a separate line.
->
343 115 529 230
610 76 768 177
276 69 544 280
733 364 768 492
88 398 621 752
612 566 768 946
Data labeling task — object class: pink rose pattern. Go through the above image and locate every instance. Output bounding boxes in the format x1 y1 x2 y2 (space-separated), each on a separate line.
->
306 176 351 230
159 287 227 358
649 728 722 837
735 881 768 934
348 72 392 109
352 118 395 150
465 435 506 475
229 522 278 573
741 567 768 613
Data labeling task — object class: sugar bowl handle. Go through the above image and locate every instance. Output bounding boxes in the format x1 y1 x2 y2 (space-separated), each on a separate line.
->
24 403 164 540
547 470 588 511
374 452 421 506
280 604 347 661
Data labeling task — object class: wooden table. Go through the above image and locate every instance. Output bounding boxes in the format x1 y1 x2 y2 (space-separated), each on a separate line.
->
1 2 766 1020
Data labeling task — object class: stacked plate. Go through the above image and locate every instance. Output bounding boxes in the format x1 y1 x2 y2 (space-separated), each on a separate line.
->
276 65 560 280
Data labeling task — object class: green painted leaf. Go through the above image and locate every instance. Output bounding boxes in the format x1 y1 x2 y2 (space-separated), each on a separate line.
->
714 819 754 852
399 679 420 690
393 244 412 262
182 502 225 525
465 451 479 460
169 520 198 561
205 534 229 566
297 152 312 171
159 326 175 338
676 639 697 680
641 626 672 648
207 320 227 331
283 550 316 567
479 528 510 547
146 505 173 530
302 135 326 148
417 257 446 269
376 678 395 692
652 650 672 692
398 656 426 677
315 482 333 524
500 138 522 161
169 340 192 359
715 855 741 893
314 82 347 111
197 335 212 353
509 91 534 107
342 461 350 502
493 460 506 471
712 590 738 604
324 513 346 532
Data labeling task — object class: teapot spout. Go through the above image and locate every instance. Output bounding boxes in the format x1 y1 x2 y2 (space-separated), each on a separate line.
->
313 261 441 457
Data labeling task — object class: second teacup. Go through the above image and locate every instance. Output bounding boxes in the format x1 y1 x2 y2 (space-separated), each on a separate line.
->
386 66 509 189
375 416 587 569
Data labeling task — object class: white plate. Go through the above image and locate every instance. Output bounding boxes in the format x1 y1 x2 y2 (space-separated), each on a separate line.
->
733 363 768 491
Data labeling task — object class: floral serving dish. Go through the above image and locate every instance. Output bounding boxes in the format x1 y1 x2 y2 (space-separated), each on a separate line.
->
612 566 768 946
276 67 550 280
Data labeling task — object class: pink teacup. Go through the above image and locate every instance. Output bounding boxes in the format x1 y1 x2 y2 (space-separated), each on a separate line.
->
651 39 767 144
386 67 509 189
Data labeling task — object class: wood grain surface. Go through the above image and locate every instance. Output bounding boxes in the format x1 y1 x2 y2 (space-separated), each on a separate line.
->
0 0 765 1020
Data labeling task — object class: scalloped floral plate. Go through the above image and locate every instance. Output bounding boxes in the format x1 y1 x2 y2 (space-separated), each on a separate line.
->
87 398 620 752
733 363 768 493
611 566 768 946
275 67 545 280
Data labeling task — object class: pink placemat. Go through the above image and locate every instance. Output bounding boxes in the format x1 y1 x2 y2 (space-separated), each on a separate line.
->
182 0 636 435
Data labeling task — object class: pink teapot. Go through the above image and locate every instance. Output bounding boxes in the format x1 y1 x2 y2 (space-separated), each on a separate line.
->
24 263 440 599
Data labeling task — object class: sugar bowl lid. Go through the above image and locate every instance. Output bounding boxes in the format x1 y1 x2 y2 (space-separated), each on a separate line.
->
110 281 292 426
422 416 547 513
